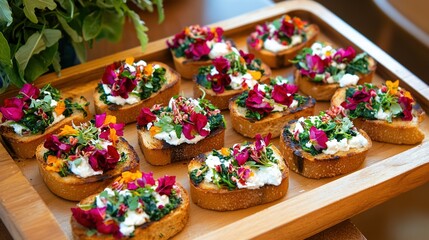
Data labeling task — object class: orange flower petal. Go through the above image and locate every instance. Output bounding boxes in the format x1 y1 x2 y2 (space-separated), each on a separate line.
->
386 80 399 95
404 91 413 100
59 125 78 136
149 126 162 137
221 147 230 156
54 101 66 116
284 15 291 22
109 128 118 145
121 171 142 183
46 155 62 172
103 115 117 125
144 64 153 76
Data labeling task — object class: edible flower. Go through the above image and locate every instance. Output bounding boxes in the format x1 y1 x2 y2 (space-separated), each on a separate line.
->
0 97 25 121
220 147 230 156
54 101 66 115
137 172 156 187
255 133 271 152
19 83 40 101
101 63 117 85
45 155 63 172
342 88 372 110
182 113 209 140
95 113 116 128
137 107 157 128
333 46 356 63
59 125 78 136
88 145 120 172
239 50 255 65
280 19 295 37
309 126 328 151
245 85 274 114
398 96 414 121
272 83 299 106
300 54 325 78
185 39 211 60
121 171 143 184
386 80 399 95
156 175 176 196
44 134 72 157
233 145 249 166
237 167 251 184
71 207 106 230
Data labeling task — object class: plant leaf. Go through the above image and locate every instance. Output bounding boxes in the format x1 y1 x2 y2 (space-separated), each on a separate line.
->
23 0 57 23
99 10 124 42
55 0 74 20
52 51 61 74
0 32 11 67
82 10 102 41
154 0 164 23
71 41 86 63
127 10 148 52
57 15 82 42
0 0 13 27
15 31 46 78
5 63 26 87
25 43 58 82
43 29 62 47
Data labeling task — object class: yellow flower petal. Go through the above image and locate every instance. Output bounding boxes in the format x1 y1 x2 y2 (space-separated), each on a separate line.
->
221 147 230 156
284 15 291 22
386 80 399 95
404 90 413 100
46 155 63 172
125 57 134 65
144 64 153 76
59 125 78 136
248 70 262 81
150 126 162 137
109 128 118 145
121 171 142 183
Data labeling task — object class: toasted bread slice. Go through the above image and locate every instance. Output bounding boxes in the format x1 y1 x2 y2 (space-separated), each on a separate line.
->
188 146 288 211
192 63 272 110
247 24 320 68
138 127 225 166
36 137 139 201
295 57 376 101
0 97 91 159
331 88 425 144
279 122 372 179
229 95 316 138
71 183 189 239
94 62 180 124
171 53 212 79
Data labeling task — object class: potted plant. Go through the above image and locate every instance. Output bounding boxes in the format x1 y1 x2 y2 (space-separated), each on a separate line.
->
0 0 164 93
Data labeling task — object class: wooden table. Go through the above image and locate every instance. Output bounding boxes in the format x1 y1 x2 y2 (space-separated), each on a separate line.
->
1 1 428 239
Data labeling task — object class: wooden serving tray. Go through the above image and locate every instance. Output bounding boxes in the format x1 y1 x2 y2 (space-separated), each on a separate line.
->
1 1 429 239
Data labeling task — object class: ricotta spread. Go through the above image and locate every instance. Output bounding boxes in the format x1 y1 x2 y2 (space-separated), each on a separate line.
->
69 156 103 178
153 122 210 145
338 73 359 87
209 42 231 59
322 133 368 155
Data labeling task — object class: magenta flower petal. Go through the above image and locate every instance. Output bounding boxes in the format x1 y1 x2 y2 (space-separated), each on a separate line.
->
334 46 356 63
137 172 156 187
309 126 328 151
71 207 106 229
96 220 121 237
234 148 249 166
272 84 298 106
127 181 138 190
102 64 117 85
109 123 125 136
156 175 176 196
185 39 211 60
182 122 195 140
280 20 295 37
212 56 230 73
190 113 209 137
245 85 274 114
136 107 156 128
239 50 255 65
95 113 107 128
0 97 25 121
44 134 72 157
398 96 414 121
20 84 40 101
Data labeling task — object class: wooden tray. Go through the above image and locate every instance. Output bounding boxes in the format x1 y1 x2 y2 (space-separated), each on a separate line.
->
1 1 429 239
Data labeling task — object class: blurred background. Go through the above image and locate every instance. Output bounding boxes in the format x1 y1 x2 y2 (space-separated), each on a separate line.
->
87 0 429 239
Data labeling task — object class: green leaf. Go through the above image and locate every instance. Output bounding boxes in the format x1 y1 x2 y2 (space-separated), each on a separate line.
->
15 31 46 78
0 0 12 27
99 10 124 42
127 10 148 52
57 15 83 42
0 32 11 67
25 43 58 82
82 11 102 41
23 0 57 23
43 29 62 47
52 51 61 74
127 196 139 211
154 0 165 23
5 64 26 87
55 0 74 20
174 125 182 139
71 41 86 63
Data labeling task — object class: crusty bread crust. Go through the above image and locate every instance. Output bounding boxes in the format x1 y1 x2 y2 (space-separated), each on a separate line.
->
192 63 272 110
138 127 225 166
331 88 425 144
229 95 316 138
36 137 139 201
0 97 91 159
71 184 189 240
188 146 288 211
295 57 376 101
279 123 372 179
247 24 320 69
94 62 180 124
171 51 212 79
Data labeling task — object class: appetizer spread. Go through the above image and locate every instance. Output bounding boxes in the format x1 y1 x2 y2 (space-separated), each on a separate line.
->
229 76 315 138
137 95 225 165
188 134 288 211
71 170 189 239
